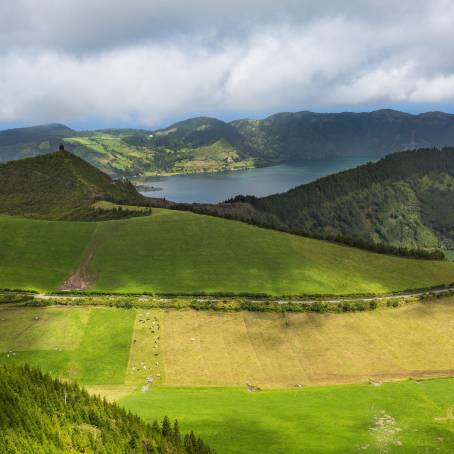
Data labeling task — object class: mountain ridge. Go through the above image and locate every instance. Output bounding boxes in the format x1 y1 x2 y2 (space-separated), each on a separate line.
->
3 109 454 177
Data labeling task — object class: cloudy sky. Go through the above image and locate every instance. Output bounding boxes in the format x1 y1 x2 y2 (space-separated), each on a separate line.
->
1 0 454 129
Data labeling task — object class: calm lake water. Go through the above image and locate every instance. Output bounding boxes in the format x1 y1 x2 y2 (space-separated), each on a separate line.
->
141 157 375 203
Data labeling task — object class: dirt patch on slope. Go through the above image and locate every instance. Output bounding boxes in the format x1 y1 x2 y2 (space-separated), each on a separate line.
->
60 224 117 291
60 250 98 290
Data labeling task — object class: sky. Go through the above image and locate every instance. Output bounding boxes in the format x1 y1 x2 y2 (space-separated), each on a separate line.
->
1 0 454 130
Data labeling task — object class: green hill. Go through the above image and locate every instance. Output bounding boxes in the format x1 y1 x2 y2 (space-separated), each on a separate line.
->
0 149 151 220
131 117 255 174
227 148 454 250
148 117 250 152
0 364 213 453
3 110 454 177
1 209 454 294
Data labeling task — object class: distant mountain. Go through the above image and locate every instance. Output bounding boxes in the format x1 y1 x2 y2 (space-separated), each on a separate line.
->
120 116 255 175
0 123 74 144
231 109 454 161
2 110 454 176
0 148 152 220
147 117 250 152
0 123 75 161
227 148 454 250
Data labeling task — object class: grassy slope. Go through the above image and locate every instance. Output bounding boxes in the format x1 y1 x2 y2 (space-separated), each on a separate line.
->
0 216 96 291
121 379 454 454
1 210 454 294
65 134 154 176
91 209 454 295
65 132 253 177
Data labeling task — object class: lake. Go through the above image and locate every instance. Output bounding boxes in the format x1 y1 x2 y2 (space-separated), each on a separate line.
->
141 157 375 203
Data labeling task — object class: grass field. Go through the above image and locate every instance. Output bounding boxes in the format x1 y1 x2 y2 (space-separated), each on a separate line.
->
2 209 454 295
161 300 454 387
0 306 135 384
121 379 454 453
2 300 454 388
2 302 454 453
92 200 151 212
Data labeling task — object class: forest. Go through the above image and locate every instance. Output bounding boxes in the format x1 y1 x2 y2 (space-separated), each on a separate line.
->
0 364 213 454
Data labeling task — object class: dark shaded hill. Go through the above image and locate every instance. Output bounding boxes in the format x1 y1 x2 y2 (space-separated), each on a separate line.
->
0 123 74 145
231 109 454 161
0 149 153 220
0 123 75 162
227 148 454 250
0 364 213 454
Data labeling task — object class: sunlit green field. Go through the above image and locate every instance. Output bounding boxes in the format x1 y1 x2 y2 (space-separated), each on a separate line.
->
65 134 151 174
2 210 454 295
121 379 454 454
0 216 96 291
0 307 135 384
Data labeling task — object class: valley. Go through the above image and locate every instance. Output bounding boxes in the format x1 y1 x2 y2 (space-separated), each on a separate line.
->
2 146 454 453
2 147 454 454
5 3 454 453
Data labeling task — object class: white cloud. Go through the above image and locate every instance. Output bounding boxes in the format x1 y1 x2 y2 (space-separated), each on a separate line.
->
1 0 454 126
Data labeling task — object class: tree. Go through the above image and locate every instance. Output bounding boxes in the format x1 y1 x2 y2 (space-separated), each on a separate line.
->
173 419 182 447
161 416 172 438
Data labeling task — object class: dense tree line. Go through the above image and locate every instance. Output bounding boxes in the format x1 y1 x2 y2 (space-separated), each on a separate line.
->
0 365 214 454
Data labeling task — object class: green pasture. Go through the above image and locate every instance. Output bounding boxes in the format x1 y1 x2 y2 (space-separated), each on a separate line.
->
1 209 454 295
90 209 454 295
121 379 454 454
0 216 96 291
0 307 135 384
